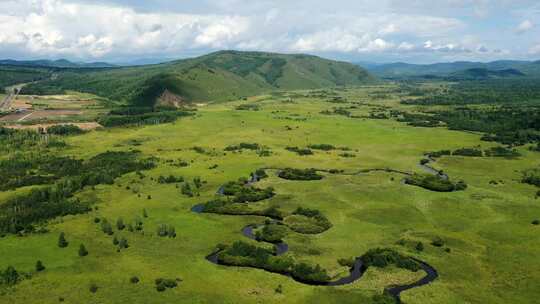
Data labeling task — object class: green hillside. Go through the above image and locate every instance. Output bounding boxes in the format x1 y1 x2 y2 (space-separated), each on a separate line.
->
21 51 374 106
448 68 525 80
363 60 540 79
0 66 52 88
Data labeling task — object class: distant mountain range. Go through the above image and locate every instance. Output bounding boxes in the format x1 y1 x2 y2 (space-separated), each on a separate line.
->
0 59 116 68
359 60 540 79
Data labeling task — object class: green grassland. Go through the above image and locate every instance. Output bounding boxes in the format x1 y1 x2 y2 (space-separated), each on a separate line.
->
1 85 539 303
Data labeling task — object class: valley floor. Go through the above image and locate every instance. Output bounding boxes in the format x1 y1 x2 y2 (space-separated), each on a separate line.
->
1 86 539 303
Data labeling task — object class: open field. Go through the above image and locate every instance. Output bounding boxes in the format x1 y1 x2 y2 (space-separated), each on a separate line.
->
0 92 108 126
1 85 539 303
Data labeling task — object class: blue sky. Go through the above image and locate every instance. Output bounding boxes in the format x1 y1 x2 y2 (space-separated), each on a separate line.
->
0 0 538 63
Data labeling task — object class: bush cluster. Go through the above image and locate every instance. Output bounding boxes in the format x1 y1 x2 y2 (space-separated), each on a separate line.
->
405 174 467 192
278 168 323 181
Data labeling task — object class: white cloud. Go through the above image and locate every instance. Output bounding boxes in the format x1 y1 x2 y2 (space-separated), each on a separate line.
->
516 20 534 34
0 0 532 62
529 44 540 55
398 42 415 51
0 0 250 59
359 38 395 52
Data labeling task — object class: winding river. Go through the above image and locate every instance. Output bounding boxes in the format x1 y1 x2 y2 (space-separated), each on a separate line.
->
193 168 439 303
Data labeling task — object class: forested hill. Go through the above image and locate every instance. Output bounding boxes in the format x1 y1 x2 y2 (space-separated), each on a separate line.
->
21 51 375 106
362 60 540 79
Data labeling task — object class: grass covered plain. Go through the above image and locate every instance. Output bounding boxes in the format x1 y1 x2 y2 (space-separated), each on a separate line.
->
1 86 539 303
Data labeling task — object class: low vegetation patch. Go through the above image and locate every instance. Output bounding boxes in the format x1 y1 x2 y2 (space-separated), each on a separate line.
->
522 169 540 187
307 144 335 151
235 104 260 111
221 180 275 203
284 208 332 234
46 125 85 136
452 148 483 157
98 108 194 127
255 223 288 243
155 278 179 292
217 241 330 283
286 146 313 156
225 142 261 151
361 248 420 272
405 174 467 192
157 175 184 184
278 168 323 181
484 146 521 158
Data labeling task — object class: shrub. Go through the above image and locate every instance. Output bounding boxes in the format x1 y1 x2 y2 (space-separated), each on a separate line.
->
58 232 69 248
221 180 275 203
405 174 466 192
46 125 84 136
532 219 540 225
156 282 166 292
0 266 20 286
361 248 420 272
158 175 184 184
157 224 169 237
113 236 119 245
522 169 540 187
431 237 444 247
286 147 313 156
452 148 483 157
101 220 114 235
253 169 268 179
278 168 323 181
256 224 287 243
416 242 424 252
155 278 178 292
193 177 203 189
79 244 89 257
217 241 330 283
181 183 194 197
130 276 140 284
36 260 45 272
308 144 335 151
485 146 521 158
338 257 356 268
291 263 330 283
225 143 260 151
167 226 176 238
116 218 125 230
428 150 451 158
89 283 98 293
118 238 129 249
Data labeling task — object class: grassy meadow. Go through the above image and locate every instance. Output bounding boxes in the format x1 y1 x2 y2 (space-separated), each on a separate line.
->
1 85 539 304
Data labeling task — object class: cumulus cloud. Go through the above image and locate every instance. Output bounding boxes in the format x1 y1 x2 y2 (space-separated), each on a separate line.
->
0 0 535 61
0 0 251 59
516 20 534 34
530 44 540 55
